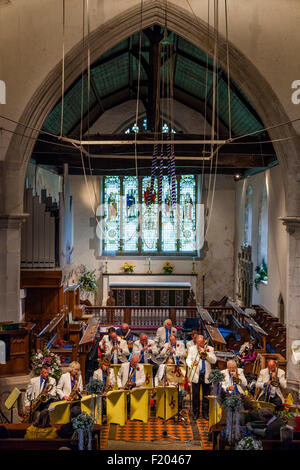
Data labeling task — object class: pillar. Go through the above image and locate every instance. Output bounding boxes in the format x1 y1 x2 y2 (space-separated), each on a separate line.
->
279 217 300 396
0 214 28 322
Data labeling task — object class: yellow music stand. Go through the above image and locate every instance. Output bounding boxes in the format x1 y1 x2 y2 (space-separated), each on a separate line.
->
143 364 153 388
106 389 127 426
81 394 102 425
130 387 150 423
156 385 178 420
206 395 223 430
49 399 71 424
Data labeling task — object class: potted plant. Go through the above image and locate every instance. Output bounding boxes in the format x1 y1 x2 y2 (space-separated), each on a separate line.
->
163 261 175 274
121 262 135 273
254 259 268 290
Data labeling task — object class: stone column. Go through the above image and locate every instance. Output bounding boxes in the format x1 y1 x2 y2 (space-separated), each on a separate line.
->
279 217 300 396
0 214 29 322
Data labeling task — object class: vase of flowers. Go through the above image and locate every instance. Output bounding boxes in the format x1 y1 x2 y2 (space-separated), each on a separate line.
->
163 261 175 274
31 348 62 381
72 412 94 450
121 262 135 273
77 265 97 300
235 436 263 450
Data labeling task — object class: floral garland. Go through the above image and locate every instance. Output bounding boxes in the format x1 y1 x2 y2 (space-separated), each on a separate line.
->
72 412 94 450
31 348 62 381
235 437 263 450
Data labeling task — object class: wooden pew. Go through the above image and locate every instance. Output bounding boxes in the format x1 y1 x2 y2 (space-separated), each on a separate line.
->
0 437 98 450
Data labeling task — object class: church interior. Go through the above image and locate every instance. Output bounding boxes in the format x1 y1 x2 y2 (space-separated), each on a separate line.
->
0 0 300 452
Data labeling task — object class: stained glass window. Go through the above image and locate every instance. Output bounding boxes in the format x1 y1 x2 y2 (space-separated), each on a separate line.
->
103 176 120 251
161 176 178 252
103 175 198 254
142 176 159 252
179 175 196 252
122 176 139 251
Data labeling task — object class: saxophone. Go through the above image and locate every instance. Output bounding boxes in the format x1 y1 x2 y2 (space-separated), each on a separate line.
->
124 367 137 390
69 376 82 401
22 383 54 423
104 370 113 393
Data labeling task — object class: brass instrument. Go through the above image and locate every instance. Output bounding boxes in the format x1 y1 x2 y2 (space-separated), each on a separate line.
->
270 364 279 387
22 382 54 423
232 376 242 385
199 338 210 360
69 376 82 401
188 338 209 382
104 370 113 393
124 366 137 390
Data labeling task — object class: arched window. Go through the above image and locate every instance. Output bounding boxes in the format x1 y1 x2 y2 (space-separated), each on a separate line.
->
257 183 268 271
244 185 253 246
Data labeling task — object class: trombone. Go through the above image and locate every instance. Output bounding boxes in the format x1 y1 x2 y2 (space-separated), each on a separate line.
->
188 338 209 383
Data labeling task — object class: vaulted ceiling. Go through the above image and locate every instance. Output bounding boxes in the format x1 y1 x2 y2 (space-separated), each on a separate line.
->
32 26 277 176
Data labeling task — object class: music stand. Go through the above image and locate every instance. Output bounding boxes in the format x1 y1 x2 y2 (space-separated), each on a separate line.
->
152 365 179 441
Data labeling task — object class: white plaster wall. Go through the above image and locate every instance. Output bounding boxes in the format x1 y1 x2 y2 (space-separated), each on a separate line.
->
68 173 235 306
235 165 288 316
0 0 300 162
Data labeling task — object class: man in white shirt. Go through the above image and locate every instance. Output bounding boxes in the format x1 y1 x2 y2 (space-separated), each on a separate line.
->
155 319 177 350
24 366 56 410
256 359 286 409
160 335 186 364
221 360 247 395
133 333 158 364
186 330 199 351
105 332 129 364
186 335 217 420
117 354 145 390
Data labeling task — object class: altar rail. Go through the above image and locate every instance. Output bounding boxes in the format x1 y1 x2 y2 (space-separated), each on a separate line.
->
85 306 198 327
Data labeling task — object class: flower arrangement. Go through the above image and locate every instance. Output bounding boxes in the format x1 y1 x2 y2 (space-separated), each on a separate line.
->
121 262 135 273
277 406 295 425
86 378 105 396
31 348 62 381
208 369 225 385
254 259 268 290
78 265 97 295
72 412 94 450
163 261 175 274
223 395 243 411
235 437 263 450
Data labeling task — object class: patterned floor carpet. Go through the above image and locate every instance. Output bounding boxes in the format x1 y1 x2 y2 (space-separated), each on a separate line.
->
99 412 212 450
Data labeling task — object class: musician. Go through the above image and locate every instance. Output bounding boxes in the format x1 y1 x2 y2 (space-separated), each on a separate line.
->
93 357 116 389
105 332 129 364
160 335 186 364
154 357 178 387
186 335 217 420
56 361 83 401
155 319 177 349
133 333 159 365
99 327 117 351
117 354 145 390
116 323 134 348
221 360 247 395
186 330 199 351
256 359 286 408
24 366 56 411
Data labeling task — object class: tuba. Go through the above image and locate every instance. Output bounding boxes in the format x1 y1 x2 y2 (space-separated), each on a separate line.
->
22 383 54 423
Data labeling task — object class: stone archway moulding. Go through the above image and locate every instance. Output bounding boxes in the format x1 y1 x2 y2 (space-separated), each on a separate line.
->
3 0 300 215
